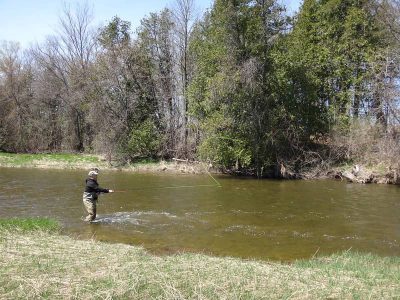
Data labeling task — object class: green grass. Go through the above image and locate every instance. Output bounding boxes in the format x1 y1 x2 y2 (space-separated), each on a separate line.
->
131 157 159 165
295 251 400 294
0 152 207 174
0 220 399 299
0 152 102 168
0 217 60 233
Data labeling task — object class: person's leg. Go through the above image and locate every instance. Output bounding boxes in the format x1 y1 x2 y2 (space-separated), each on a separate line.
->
83 194 96 222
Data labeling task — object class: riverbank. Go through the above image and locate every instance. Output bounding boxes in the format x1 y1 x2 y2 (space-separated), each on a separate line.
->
0 218 399 299
328 164 400 185
301 163 400 185
0 152 208 174
0 152 399 184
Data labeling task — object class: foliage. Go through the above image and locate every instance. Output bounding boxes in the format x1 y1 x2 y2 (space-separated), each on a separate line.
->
281 0 388 126
188 0 291 176
98 16 131 48
0 0 399 176
198 111 252 168
127 119 162 159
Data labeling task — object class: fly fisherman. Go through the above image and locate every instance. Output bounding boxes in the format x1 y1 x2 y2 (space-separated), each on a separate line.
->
83 169 114 222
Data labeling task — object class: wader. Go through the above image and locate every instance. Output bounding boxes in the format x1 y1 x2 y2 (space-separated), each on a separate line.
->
82 192 97 222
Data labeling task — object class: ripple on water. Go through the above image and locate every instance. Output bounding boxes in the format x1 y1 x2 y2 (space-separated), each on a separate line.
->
292 231 313 238
92 211 178 225
92 212 142 225
222 225 286 238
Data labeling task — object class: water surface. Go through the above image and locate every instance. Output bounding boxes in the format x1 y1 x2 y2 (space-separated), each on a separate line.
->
0 167 399 261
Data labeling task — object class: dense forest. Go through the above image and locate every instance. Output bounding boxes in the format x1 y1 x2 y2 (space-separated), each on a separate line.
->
1 0 399 177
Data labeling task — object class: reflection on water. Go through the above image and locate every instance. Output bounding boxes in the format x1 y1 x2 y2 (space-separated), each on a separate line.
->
0 167 399 261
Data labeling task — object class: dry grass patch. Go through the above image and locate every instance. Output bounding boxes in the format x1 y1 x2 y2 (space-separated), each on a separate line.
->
1 229 399 299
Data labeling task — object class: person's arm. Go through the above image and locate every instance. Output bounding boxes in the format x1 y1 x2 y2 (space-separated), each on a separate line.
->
97 187 112 193
86 180 113 193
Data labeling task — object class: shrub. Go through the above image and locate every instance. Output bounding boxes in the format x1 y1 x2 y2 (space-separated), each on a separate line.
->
127 119 161 159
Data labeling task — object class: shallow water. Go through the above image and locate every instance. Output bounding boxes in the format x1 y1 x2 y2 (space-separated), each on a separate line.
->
0 167 399 261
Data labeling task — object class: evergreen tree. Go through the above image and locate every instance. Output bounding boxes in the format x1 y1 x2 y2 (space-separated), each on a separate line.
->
282 0 387 128
189 0 287 176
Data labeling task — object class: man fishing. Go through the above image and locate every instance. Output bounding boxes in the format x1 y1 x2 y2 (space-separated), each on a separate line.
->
82 168 114 222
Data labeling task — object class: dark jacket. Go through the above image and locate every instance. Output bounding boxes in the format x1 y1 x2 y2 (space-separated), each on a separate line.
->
84 178 109 200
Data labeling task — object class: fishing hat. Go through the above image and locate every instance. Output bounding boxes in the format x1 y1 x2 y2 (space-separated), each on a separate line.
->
88 170 98 176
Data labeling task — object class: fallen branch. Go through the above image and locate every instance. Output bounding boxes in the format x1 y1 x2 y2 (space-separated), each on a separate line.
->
172 158 202 164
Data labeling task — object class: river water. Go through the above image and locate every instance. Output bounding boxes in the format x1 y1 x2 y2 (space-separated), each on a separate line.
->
0 167 399 261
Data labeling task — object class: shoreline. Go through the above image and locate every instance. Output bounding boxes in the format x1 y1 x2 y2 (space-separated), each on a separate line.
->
0 218 399 299
0 152 398 184
0 152 212 175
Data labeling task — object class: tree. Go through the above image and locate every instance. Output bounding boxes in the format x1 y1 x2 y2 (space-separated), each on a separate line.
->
93 16 161 162
31 2 96 152
173 0 196 155
0 41 34 152
283 0 389 127
138 9 177 158
370 0 400 128
188 0 288 177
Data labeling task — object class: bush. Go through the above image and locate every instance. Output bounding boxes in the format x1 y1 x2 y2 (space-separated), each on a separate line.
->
127 119 161 159
198 112 252 170
331 120 400 169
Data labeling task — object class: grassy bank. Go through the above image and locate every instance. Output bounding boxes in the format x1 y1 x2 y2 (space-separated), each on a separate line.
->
0 152 105 169
0 218 399 299
0 217 60 232
0 152 399 182
0 152 208 174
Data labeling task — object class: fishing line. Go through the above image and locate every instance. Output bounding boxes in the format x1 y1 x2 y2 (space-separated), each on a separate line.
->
112 162 221 192
206 169 222 187
123 183 219 191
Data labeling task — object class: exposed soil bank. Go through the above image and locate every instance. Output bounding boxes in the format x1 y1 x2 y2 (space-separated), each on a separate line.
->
251 159 400 185
306 164 400 185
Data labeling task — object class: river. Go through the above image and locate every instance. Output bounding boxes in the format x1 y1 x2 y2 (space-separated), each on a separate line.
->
0 167 399 261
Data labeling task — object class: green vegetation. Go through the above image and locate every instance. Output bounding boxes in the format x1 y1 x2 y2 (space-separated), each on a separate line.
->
0 152 103 169
187 0 398 177
0 0 399 178
127 119 162 160
0 152 207 174
0 217 60 233
0 220 398 299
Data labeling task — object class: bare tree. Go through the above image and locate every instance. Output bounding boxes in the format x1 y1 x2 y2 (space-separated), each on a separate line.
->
31 2 96 151
367 0 400 129
173 0 196 157
139 10 177 157
0 41 33 151
57 2 97 70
